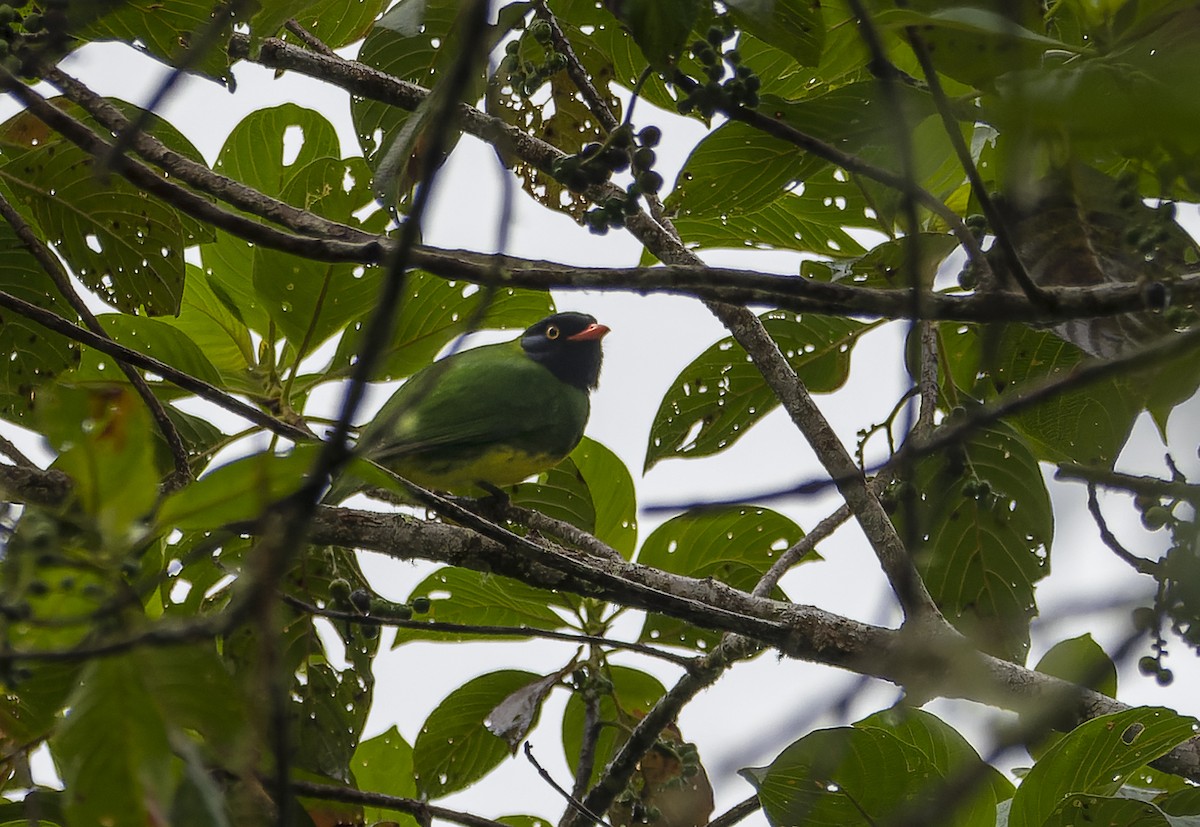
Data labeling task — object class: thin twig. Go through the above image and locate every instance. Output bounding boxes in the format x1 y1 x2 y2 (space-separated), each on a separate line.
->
282 594 694 667
0 432 36 469
533 0 619 132
525 743 614 827
707 795 761 827
290 779 509 827
1058 464 1200 503
1086 483 1161 575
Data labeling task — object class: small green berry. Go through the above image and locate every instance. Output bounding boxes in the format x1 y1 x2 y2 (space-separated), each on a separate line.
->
411 596 431 613
637 125 661 147
1155 668 1174 686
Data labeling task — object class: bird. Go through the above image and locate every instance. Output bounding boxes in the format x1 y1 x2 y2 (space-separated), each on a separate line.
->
325 311 609 502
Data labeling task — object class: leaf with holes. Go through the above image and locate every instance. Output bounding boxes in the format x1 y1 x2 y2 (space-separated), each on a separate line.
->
331 273 554 382
413 670 539 798
0 129 191 316
802 233 960 289
636 505 807 650
252 156 384 347
891 423 1052 662
1007 707 1198 827
646 312 870 471
81 0 236 84
0 222 80 421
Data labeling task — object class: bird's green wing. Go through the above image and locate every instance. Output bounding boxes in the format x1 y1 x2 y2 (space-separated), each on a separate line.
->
360 340 590 471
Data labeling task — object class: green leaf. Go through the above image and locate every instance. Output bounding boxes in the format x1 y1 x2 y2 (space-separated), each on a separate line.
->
803 233 961 289
293 662 372 783
51 654 178 827
857 707 1013 822
572 437 638 558
510 455 597 536
252 157 383 347
394 567 569 647
156 263 254 384
606 0 702 68
331 274 555 382
0 222 80 421
285 0 389 48
1034 634 1118 698
893 423 1053 662
0 113 191 316
636 505 806 649
413 670 539 798
38 386 160 547
155 447 319 532
669 121 811 218
353 0 487 173
664 171 871 259
80 0 235 83
1007 707 1198 827
985 325 1143 466
741 726 940 826
1043 794 1169 827
352 727 418 826
645 311 869 471
562 666 666 788
70 313 224 388
726 0 825 66
0 661 81 744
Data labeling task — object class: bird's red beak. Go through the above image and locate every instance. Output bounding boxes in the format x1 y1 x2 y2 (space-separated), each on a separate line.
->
568 323 610 341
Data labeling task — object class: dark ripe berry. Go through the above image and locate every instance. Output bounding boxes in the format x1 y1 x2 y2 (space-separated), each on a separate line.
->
580 141 602 159
603 148 630 173
505 39 520 55
706 26 724 46
745 74 761 92
1141 505 1171 530
22 12 41 31
676 98 694 115
691 39 707 54
1131 606 1157 630
1138 655 1158 675
529 19 552 44
957 266 979 290
584 163 609 186
1156 668 1174 686
633 146 656 170
587 218 609 235
1159 201 1176 220
637 125 661 147
1134 493 1158 511
0 7 14 25
726 49 741 65
705 63 724 81
637 170 664 194
411 596 431 613
743 91 759 108
361 624 379 640
330 578 352 601
737 65 753 78
622 197 640 216
612 127 634 148
349 588 372 612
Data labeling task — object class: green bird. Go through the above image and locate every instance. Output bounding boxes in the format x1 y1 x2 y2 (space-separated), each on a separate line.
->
326 311 609 501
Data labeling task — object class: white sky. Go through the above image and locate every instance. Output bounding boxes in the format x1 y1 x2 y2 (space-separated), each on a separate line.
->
5 33 1200 824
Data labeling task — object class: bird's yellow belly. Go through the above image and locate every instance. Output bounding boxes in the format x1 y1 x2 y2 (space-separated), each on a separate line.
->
400 446 564 494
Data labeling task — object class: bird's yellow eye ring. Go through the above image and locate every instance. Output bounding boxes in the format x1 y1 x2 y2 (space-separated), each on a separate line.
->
546 325 560 340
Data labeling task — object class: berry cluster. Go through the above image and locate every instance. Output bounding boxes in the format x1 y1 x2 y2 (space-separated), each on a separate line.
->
1131 487 1200 683
329 577 431 640
673 25 761 118
498 19 567 98
550 123 664 235
0 2 65 76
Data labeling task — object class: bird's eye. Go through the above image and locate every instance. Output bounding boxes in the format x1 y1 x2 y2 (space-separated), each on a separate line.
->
546 325 560 340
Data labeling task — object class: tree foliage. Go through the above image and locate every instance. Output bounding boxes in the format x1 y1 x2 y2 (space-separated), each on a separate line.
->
0 0 1199 826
